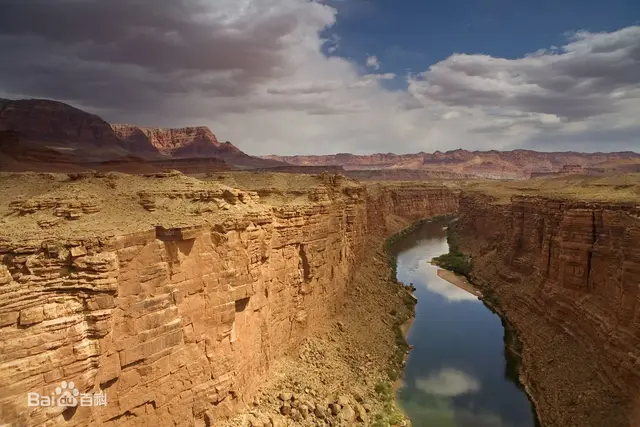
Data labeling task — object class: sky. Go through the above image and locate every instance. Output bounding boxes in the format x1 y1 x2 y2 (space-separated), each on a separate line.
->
0 0 639 155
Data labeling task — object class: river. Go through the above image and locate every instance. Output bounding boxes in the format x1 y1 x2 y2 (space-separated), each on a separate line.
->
389 218 538 427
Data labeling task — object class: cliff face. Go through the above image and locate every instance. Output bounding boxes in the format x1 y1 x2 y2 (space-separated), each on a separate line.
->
0 99 160 160
111 125 227 156
365 183 460 235
0 99 122 149
0 174 459 426
457 193 640 427
112 124 284 169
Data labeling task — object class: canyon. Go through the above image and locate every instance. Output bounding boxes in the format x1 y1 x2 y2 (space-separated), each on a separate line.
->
0 171 458 426
2 98 640 426
1 170 639 426
457 191 640 427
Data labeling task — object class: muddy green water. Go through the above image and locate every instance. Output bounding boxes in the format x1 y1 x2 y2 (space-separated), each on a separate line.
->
389 218 538 427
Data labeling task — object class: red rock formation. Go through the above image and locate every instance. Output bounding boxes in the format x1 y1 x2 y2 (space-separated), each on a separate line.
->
89 156 231 174
0 98 284 171
112 124 284 169
0 98 159 159
0 177 459 426
0 130 87 172
457 193 640 427
111 125 224 156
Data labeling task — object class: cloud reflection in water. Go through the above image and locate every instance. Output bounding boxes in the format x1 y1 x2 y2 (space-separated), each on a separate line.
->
416 368 481 397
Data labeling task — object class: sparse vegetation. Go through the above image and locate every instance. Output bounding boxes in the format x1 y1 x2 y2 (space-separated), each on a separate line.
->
481 288 529 397
372 381 406 426
461 173 640 204
432 221 473 278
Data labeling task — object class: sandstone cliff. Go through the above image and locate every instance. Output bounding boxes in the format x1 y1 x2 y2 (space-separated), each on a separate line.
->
0 172 459 426
111 125 227 156
112 125 284 169
457 193 640 427
4 170 638 427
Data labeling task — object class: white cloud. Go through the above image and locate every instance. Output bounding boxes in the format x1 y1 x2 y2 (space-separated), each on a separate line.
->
366 54 381 70
416 368 481 397
0 1 638 155
408 26 640 121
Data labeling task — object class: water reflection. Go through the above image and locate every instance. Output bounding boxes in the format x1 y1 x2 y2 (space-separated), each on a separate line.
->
416 368 481 397
389 219 537 427
396 235 477 303
424 279 479 302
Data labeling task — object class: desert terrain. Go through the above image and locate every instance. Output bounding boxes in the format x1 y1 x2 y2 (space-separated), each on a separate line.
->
1 99 640 427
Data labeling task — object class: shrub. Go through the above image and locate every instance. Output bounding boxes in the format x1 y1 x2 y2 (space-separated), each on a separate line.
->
432 221 473 278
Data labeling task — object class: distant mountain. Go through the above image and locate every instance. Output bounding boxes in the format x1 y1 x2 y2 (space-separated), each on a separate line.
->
0 98 159 160
264 149 640 179
0 98 283 171
112 124 282 169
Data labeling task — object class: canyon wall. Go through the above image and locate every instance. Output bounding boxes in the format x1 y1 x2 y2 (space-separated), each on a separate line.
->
457 193 640 427
365 183 460 235
0 177 459 426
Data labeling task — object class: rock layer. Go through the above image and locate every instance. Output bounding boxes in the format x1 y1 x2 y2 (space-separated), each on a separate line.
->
5 172 638 427
111 125 283 169
0 176 458 426
457 193 640 427
111 125 227 156
264 150 640 179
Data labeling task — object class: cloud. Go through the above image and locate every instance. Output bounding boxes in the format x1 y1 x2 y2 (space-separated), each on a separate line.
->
416 368 481 397
0 1 638 155
0 0 337 111
408 26 640 121
324 33 341 54
366 54 381 70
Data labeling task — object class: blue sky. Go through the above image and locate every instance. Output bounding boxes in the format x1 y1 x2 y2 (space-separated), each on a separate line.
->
322 0 640 93
1 0 639 154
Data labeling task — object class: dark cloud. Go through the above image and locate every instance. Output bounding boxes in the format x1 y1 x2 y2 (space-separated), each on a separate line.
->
0 0 335 113
0 0 294 72
0 0 637 154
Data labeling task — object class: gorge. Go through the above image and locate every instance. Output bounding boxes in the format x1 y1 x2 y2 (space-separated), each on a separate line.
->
389 218 537 426
1 171 639 427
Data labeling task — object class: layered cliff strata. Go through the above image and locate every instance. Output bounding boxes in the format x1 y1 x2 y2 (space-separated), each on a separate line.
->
457 193 640 427
7 170 637 427
0 172 459 426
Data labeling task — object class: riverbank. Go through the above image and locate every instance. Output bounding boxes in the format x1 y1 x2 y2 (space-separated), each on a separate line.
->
219 234 416 427
435 263 540 424
477 290 544 427
392 217 538 427
435 268 483 298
